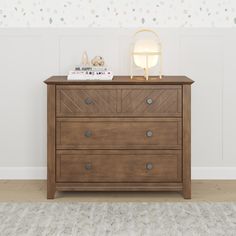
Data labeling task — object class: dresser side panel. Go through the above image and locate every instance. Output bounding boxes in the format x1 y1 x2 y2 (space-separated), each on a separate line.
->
183 84 191 199
47 84 56 199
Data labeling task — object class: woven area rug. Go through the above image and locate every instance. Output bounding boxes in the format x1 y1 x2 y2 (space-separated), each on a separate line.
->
0 202 236 236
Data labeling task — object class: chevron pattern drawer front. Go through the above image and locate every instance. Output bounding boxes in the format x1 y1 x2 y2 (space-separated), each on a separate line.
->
121 85 182 116
45 76 194 199
56 85 118 116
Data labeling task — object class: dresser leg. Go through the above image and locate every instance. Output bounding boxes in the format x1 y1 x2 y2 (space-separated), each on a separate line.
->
182 187 191 199
47 185 56 199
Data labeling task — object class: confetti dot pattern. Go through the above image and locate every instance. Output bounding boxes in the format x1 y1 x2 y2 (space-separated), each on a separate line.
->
0 0 235 27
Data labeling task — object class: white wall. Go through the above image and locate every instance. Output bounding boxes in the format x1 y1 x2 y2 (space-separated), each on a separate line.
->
0 28 236 179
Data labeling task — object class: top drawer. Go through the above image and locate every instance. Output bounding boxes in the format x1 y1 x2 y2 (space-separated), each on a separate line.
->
121 85 182 117
56 85 182 117
56 85 117 117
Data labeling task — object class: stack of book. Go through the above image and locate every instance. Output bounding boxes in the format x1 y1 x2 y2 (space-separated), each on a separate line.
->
67 66 113 80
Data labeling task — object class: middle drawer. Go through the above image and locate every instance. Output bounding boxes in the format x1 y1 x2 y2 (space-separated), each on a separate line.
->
56 118 182 149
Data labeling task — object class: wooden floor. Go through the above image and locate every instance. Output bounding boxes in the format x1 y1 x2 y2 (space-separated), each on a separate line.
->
0 180 236 202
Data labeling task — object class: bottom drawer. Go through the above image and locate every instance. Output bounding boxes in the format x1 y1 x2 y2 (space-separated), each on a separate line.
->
56 150 182 183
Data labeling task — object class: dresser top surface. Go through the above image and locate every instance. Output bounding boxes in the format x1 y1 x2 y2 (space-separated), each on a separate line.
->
44 75 194 85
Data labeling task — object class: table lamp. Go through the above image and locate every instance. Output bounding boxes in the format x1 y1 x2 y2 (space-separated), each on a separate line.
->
130 29 162 80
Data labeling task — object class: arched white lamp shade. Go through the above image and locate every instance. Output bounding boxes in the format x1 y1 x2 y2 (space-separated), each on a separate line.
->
133 39 159 69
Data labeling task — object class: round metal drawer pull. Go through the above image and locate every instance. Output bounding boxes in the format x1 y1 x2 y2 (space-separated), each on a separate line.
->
146 162 153 170
146 98 153 105
84 97 93 105
85 163 92 170
146 130 153 137
84 130 92 137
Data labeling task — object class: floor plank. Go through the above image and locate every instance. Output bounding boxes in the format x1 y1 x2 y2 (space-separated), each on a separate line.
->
0 180 235 202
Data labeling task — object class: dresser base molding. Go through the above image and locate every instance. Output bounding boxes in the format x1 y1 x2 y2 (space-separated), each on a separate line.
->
56 183 183 192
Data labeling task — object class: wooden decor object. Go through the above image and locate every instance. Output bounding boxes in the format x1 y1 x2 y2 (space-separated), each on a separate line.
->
44 76 194 199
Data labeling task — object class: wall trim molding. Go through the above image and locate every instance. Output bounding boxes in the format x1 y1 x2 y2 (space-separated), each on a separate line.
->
191 167 236 180
0 167 236 180
0 167 47 180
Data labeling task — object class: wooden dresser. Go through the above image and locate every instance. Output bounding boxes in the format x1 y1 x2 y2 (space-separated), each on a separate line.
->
44 76 194 199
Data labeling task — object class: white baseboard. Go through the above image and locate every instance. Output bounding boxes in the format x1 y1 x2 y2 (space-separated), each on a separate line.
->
192 167 236 180
0 167 236 180
0 167 47 180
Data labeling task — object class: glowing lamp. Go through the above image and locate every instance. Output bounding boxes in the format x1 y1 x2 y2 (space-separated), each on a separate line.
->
131 29 162 80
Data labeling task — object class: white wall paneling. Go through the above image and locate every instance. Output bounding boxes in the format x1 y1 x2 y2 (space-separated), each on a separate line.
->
180 33 224 167
0 28 236 179
59 33 121 75
223 32 236 165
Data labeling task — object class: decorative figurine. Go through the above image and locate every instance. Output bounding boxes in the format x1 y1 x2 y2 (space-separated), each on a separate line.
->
81 51 90 66
91 56 105 67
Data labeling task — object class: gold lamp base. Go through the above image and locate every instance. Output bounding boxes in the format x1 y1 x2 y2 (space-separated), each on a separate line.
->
131 75 163 81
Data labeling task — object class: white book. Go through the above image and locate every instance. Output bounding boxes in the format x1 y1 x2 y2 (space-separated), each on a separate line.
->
75 66 107 71
68 75 113 80
67 70 113 80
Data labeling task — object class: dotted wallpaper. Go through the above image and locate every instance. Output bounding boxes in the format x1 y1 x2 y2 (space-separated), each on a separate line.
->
0 0 236 27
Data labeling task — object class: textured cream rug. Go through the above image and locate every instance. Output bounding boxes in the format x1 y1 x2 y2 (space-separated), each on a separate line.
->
0 202 236 236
